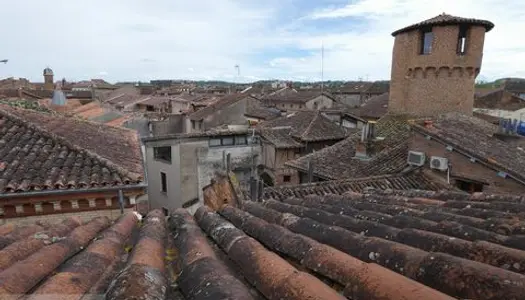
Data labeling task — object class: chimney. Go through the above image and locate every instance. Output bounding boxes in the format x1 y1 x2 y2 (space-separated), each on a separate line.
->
355 121 380 159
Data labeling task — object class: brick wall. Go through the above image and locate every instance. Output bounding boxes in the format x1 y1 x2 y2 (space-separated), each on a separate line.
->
0 208 136 226
389 24 487 117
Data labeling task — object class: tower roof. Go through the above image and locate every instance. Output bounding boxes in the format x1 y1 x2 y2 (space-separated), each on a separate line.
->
391 13 494 36
43 67 53 75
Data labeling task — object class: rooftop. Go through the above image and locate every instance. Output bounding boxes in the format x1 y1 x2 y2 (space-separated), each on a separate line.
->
262 90 334 104
392 13 495 36
263 172 454 200
4 185 525 299
188 93 256 121
412 112 525 183
0 104 143 194
474 89 525 111
258 110 350 146
349 92 389 119
286 114 412 179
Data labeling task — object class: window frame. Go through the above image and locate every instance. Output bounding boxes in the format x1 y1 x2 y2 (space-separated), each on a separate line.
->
420 27 433 55
153 146 172 163
457 25 469 55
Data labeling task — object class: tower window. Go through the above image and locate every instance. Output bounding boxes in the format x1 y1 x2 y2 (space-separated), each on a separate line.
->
457 25 469 55
420 28 433 55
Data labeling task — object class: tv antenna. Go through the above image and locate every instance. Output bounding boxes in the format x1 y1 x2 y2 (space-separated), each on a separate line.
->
234 65 240 76
321 42 324 93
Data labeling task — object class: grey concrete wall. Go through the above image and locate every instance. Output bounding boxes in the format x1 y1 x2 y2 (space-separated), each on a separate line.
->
145 142 182 211
180 141 204 206
151 114 185 135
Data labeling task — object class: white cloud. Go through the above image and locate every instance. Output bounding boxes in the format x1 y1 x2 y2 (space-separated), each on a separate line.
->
294 0 525 80
0 0 522 82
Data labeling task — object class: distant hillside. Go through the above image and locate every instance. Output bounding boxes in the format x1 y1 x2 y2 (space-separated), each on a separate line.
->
476 77 525 88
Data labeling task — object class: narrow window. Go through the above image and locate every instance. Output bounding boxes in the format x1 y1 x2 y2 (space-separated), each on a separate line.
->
457 25 468 55
160 172 167 193
192 121 196 130
420 28 433 55
283 175 291 182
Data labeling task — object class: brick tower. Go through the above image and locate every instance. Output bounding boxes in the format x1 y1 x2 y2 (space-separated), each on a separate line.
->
43 67 54 91
388 13 494 117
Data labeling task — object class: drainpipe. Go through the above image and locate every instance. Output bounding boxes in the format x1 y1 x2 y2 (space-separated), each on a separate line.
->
0 183 148 199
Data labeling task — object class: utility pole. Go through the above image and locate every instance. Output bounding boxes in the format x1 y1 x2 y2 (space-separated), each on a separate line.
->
249 128 260 201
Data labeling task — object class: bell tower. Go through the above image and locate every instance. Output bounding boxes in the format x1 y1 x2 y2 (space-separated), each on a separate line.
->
388 13 494 117
43 67 54 91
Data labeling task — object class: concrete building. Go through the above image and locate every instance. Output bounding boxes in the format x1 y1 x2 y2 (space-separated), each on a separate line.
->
388 13 494 116
143 127 260 214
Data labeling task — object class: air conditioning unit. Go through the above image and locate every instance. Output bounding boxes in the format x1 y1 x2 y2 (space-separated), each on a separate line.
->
430 156 449 171
407 151 426 166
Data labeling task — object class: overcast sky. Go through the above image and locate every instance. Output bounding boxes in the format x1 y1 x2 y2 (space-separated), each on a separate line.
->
0 0 523 83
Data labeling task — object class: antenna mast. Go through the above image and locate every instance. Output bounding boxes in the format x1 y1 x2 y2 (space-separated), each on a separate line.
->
321 42 324 94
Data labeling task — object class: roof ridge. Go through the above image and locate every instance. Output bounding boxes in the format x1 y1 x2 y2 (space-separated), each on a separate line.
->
0 105 142 182
300 111 319 139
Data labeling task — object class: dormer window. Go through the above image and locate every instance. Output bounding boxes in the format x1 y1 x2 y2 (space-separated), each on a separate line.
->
457 25 469 55
420 27 433 55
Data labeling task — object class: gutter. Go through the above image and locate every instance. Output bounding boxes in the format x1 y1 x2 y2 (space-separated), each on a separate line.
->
0 183 148 199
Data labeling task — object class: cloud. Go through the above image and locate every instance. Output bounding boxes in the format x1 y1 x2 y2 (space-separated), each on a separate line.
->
0 0 522 82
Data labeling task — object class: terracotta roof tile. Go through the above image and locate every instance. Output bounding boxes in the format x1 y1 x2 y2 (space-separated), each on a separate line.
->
5 185 525 298
350 92 389 119
0 104 143 194
412 112 525 182
239 187 525 299
245 106 281 120
263 172 454 200
392 13 494 36
258 110 350 147
286 114 412 179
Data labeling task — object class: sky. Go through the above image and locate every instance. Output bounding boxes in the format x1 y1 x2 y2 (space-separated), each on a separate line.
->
0 0 523 83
